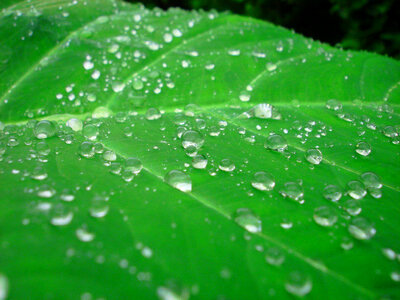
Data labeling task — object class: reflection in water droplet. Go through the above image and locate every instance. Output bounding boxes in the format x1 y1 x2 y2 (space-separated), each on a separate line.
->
265 134 287 151
219 159 235 172
360 172 382 189
344 199 361 216
0 273 9 300
305 148 322 165
348 217 376 240
192 155 208 169
76 226 95 242
90 195 109 218
347 181 366 200
285 271 312 297
355 141 371 156
181 130 204 149
280 182 304 203
313 206 337 227
34 120 56 139
50 204 73 226
251 171 275 191
265 247 285 266
125 157 143 174
323 185 342 202
234 208 262 233
165 170 192 192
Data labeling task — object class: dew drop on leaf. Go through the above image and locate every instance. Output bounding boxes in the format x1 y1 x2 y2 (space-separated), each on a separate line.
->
146 108 162 120
251 171 275 191
76 226 95 242
348 217 376 240
165 170 192 192
125 157 143 174
181 130 204 149
34 120 56 139
234 208 262 233
192 154 208 169
360 172 382 189
90 195 109 218
50 204 73 226
83 124 99 141
347 181 367 200
305 148 323 165
265 247 285 266
280 182 304 203
344 199 362 216
313 206 337 227
265 134 287 151
323 185 342 202
219 158 235 172
66 118 83 132
0 273 9 300
355 141 371 156
285 271 312 297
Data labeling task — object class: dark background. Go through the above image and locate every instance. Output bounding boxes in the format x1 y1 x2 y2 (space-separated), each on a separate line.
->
126 0 400 59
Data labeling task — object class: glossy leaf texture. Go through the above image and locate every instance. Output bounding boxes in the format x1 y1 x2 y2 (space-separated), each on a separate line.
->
0 0 400 299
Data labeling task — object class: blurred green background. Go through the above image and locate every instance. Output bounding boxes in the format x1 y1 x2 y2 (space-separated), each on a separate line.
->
127 0 400 59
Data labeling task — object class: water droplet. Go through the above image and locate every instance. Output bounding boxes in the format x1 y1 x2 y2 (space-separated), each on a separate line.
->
219 159 235 172
266 62 277 71
35 141 50 156
103 150 117 162
251 171 275 191
265 247 285 266
34 120 56 139
391 271 400 282
146 108 161 120
344 199 362 216
37 184 55 198
165 170 192 192
285 271 312 297
31 165 47 180
280 182 304 202
355 141 371 156
83 124 99 141
90 195 109 218
305 148 322 165
323 185 342 202
360 172 382 189
66 118 83 131
347 181 367 200
125 157 143 174
79 141 95 158
239 91 250 102
234 208 262 233
83 60 94 70
181 130 204 149
326 99 342 111
112 82 125 93
348 217 376 240
265 134 287 151
192 154 208 169
50 204 73 226
76 226 95 242
0 273 9 300
313 206 337 227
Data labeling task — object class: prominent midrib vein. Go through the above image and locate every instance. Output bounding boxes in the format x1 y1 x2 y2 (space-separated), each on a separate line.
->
100 141 375 298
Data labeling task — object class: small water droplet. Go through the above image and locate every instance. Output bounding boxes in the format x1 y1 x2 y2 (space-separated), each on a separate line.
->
181 130 204 149
76 226 95 242
323 185 342 202
280 182 304 203
234 208 262 233
360 172 382 189
313 206 337 227
265 247 285 266
34 120 56 139
125 157 143 174
251 171 275 191
50 204 73 226
192 154 208 169
66 118 83 132
285 271 312 297
219 159 235 172
347 181 367 200
326 99 342 111
90 195 109 218
165 170 192 192
146 108 162 120
344 199 362 216
265 134 287 152
348 217 376 240
305 148 322 165
83 124 99 141
355 142 371 156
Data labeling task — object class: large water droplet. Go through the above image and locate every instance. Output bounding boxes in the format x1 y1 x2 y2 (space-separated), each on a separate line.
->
90 195 109 218
165 170 192 192
360 172 382 189
265 247 285 266
313 206 337 227
344 199 362 216
181 130 204 149
34 120 56 139
83 124 99 141
285 271 312 297
192 154 208 169
348 217 376 240
219 159 235 172
265 134 287 151
323 185 342 202
251 171 275 191
280 182 304 203
355 141 371 156
125 157 143 174
234 208 262 233
347 181 367 200
305 148 322 165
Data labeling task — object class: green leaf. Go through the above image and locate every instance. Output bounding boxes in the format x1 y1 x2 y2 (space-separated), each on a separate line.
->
1 0 400 299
